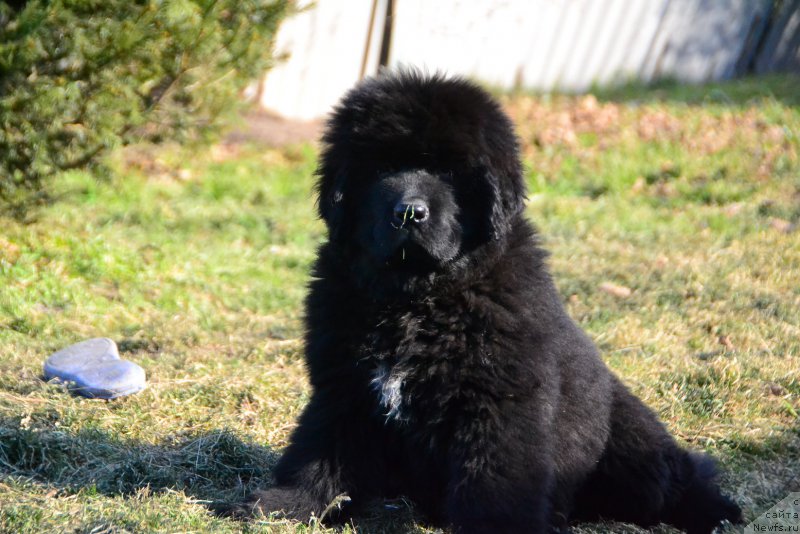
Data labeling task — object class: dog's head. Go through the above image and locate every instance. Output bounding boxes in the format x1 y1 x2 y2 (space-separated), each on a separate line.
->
316 71 526 291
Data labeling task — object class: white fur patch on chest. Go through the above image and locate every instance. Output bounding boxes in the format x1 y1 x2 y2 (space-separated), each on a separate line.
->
370 363 408 421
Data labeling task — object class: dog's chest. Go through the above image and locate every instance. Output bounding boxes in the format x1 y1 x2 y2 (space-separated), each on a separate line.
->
370 362 408 421
364 299 491 423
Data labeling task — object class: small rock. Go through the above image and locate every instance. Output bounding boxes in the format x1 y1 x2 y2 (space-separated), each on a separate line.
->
723 202 744 217
767 382 785 396
599 282 632 298
0 237 21 265
769 218 795 233
44 338 146 399
697 351 721 361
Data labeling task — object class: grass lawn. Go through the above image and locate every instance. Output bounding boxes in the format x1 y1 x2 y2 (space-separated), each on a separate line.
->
1 76 798 533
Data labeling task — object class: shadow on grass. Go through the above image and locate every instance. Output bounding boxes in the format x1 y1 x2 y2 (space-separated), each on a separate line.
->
719 420 800 514
0 421 420 533
0 423 277 504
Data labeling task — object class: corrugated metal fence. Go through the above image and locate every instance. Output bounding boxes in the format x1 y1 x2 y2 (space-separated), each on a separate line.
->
256 0 799 119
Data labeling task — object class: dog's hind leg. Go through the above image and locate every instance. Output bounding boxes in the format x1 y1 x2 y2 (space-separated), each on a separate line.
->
571 378 741 534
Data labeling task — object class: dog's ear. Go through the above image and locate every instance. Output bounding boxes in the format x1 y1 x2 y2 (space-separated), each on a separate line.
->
316 167 348 242
482 169 525 240
484 170 509 240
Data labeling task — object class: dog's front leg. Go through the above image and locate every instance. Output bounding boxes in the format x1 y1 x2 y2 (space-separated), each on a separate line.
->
241 387 377 522
444 401 556 534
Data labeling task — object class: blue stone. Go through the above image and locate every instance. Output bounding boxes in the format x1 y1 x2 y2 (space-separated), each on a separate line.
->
44 338 146 399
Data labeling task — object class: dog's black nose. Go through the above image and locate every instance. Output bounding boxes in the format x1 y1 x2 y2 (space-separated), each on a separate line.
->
393 200 429 225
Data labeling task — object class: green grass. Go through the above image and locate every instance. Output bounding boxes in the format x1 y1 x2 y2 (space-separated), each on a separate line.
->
2 76 799 533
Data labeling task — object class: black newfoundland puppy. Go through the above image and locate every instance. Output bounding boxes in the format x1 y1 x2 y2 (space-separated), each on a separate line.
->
245 72 741 533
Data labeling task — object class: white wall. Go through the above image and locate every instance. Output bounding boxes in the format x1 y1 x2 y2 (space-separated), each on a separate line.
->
256 0 384 120
257 0 772 119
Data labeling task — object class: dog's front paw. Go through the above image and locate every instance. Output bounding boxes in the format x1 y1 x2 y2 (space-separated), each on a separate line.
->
213 487 353 523
210 487 311 520
244 487 314 519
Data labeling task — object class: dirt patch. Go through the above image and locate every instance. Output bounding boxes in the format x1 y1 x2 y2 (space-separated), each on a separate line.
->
226 109 323 147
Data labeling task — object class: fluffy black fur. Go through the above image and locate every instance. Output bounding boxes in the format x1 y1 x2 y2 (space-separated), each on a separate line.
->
244 72 741 533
